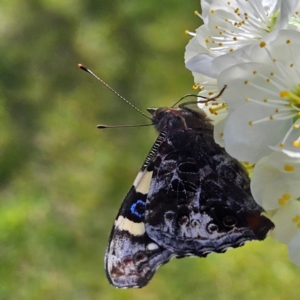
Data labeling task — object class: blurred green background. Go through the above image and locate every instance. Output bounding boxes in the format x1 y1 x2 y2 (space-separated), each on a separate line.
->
0 0 299 299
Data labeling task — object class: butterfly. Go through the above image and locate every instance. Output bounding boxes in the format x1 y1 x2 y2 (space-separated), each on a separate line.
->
104 103 275 288
77 63 273 288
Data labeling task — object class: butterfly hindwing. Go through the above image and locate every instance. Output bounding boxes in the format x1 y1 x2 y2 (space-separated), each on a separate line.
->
145 125 273 256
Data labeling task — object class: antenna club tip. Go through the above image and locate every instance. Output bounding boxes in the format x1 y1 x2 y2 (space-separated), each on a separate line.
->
78 63 88 72
97 125 106 129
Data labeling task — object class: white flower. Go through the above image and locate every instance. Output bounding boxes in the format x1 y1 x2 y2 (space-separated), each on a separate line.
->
184 1 300 267
218 30 300 162
185 0 280 76
251 151 300 265
185 0 300 79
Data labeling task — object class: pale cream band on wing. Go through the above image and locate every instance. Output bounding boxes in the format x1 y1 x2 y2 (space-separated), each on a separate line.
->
115 215 146 236
133 171 153 195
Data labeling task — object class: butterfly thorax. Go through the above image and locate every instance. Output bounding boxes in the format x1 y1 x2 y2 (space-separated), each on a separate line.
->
147 107 213 133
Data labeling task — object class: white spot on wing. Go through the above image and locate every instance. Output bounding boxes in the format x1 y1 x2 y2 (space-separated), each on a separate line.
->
147 243 159 251
115 216 145 236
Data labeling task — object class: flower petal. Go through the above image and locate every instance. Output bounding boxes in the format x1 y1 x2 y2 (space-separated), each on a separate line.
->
271 200 300 244
223 103 292 162
186 54 216 78
251 151 300 209
288 230 300 266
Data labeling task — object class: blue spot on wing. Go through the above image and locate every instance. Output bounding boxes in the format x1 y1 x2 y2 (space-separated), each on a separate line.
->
130 200 146 218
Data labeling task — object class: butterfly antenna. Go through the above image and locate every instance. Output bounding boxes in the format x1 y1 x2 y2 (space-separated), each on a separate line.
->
78 64 152 121
97 124 153 129
172 85 227 108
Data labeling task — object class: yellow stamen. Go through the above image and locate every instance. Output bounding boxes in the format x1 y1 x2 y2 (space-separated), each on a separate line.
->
284 165 294 172
282 193 291 200
260 41 266 48
292 215 300 223
280 91 290 98
294 140 300 147
279 197 289 206
280 90 300 103
209 104 227 115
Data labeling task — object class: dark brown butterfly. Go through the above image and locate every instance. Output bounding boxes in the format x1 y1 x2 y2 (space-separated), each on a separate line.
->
78 64 274 289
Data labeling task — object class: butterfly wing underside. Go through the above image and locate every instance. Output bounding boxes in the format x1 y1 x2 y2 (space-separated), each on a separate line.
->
105 131 173 288
145 128 274 256
105 106 274 288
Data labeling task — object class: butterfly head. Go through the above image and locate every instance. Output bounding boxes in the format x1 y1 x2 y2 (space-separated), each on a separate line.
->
147 107 213 133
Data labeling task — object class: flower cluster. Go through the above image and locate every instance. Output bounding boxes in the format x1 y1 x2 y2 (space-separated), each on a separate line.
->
185 0 300 265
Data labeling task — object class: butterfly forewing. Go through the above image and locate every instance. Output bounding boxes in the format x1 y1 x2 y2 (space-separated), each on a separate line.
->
105 132 174 288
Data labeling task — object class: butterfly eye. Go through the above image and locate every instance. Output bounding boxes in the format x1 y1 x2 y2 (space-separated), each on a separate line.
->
207 223 219 233
222 215 237 227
